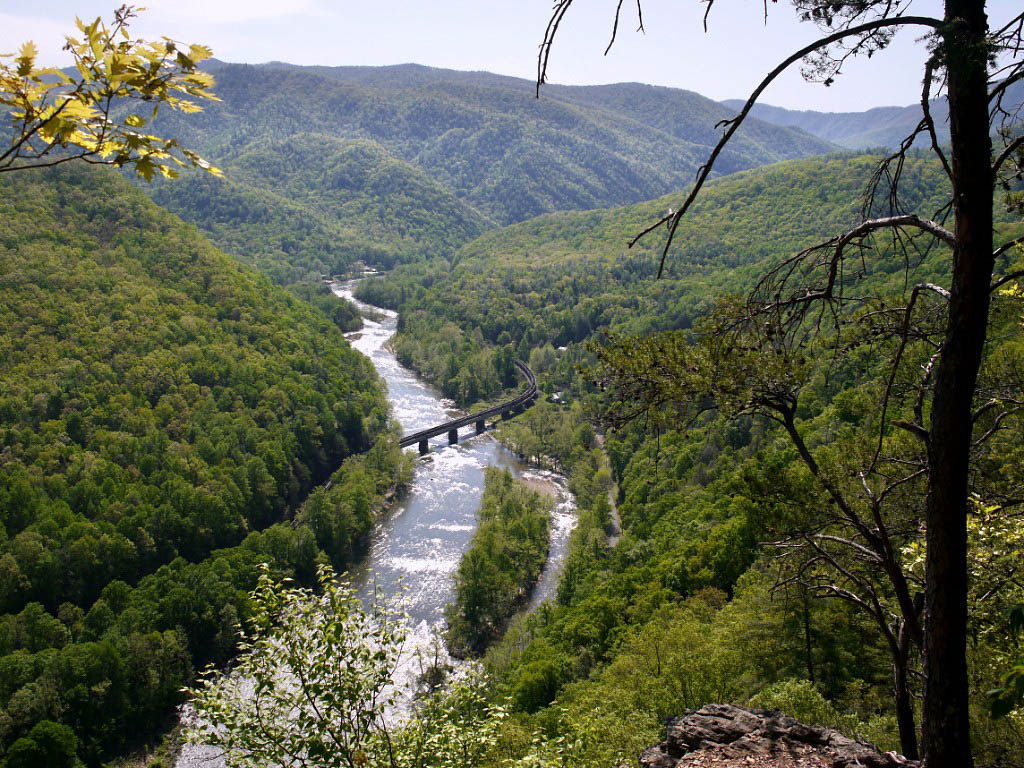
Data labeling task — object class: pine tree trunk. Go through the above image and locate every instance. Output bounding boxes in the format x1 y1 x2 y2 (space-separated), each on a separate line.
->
894 646 919 760
921 1 992 764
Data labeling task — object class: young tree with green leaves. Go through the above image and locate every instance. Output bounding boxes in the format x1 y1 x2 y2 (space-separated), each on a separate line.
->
1 4 220 180
539 0 1023 764
184 564 507 768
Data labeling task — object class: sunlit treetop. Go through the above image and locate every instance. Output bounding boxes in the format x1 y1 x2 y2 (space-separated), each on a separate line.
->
0 4 221 180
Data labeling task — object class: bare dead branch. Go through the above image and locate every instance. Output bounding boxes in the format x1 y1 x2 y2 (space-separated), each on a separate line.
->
537 1 574 97
991 10 1024 39
778 408 878 548
642 16 943 277
921 59 953 181
872 281 948 463
747 218 953 351
703 0 716 33
989 68 1024 108
990 268 1024 294
993 136 1024 178
863 121 935 219
875 468 929 508
972 398 1002 423
973 405 1024 448
606 0 627 56
891 419 930 441
993 236 1024 266
812 533 885 562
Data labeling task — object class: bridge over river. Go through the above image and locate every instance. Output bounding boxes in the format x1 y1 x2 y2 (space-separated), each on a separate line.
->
399 360 537 454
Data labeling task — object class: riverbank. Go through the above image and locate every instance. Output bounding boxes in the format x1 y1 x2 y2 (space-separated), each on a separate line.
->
446 468 552 657
171 282 580 768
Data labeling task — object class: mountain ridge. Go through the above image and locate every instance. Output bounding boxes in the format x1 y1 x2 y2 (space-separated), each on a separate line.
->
141 60 838 282
721 78 1023 149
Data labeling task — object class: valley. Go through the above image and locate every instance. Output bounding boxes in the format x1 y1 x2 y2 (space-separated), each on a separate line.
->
138 61 836 286
1 7 1022 766
175 282 577 768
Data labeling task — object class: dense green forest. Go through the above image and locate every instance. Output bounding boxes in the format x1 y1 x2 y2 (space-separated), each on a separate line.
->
358 152 1024 407
147 134 491 285
445 468 551 657
0 166 408 766
361 149 1024 766
465 318 1024 765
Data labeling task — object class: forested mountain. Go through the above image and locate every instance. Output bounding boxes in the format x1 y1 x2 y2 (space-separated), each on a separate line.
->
262 61 834 176
359 151 1013 397
722 79 1024 149
147 133 490 284
140 61 836 282
0 166 407 765
722 98 949 150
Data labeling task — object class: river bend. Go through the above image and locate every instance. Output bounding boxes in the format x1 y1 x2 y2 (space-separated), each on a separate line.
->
174 281 575 767
336 281 576 625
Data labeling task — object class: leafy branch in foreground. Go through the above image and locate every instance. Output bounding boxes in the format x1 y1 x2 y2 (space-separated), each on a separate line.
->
0 4 221 180
184 564 506 768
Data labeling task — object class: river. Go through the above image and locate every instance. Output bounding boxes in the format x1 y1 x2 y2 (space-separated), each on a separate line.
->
174 281 575 767
336 282 576 622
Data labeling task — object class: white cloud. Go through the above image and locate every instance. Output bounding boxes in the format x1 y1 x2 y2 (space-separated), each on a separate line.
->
0 14 74 65
141 0 315 24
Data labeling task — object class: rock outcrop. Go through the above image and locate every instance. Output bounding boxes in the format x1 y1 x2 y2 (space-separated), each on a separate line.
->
638 704 919 768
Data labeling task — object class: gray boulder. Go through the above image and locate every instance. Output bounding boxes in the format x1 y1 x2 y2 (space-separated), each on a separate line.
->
639 704 918 768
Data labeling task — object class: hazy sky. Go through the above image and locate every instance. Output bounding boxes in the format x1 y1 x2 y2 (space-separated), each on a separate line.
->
2 1 1020 111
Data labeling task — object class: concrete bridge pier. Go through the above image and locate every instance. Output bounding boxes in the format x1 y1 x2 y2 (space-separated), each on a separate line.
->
448 429 459 445
475 419 485 434
418 439 429 455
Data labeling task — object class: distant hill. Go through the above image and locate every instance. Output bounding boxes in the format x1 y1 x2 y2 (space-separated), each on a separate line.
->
722 79 1024 149
144 62 836 282
147 133 491 284
262 61 833 172
358 149 1022 411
